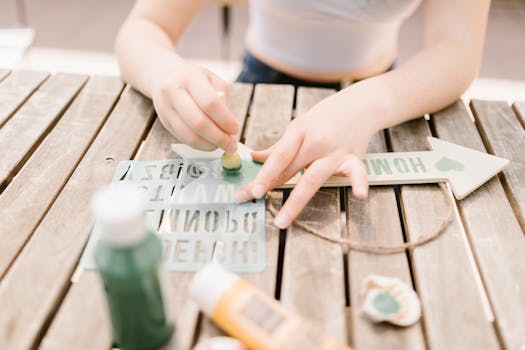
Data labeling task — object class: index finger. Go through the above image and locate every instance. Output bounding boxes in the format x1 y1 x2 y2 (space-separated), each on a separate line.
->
186 73 239 135
273 156 341 229
235 128 303 202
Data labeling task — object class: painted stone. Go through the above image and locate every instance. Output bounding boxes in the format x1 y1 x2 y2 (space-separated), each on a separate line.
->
361 274 421 326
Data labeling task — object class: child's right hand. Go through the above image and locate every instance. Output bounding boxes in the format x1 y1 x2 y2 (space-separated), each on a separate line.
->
151 63 239 152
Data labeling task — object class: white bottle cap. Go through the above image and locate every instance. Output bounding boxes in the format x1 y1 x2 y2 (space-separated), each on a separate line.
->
193 336 246 350
189 263 240 316
91 182 148 247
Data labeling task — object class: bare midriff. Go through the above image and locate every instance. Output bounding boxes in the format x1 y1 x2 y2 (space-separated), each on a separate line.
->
245 36 397 83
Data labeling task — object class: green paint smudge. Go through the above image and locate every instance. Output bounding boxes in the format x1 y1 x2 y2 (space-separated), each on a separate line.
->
222 159 262 186
373 292 400 315
434 156 464 172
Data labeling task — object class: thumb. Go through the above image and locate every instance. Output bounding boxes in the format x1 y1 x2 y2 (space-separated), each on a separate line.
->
251 144 275 163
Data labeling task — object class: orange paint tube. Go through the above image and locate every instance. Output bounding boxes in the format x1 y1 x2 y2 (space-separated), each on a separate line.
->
189 264 352 350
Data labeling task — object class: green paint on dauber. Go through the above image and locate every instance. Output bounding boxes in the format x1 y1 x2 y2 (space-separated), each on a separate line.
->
222 159 261 186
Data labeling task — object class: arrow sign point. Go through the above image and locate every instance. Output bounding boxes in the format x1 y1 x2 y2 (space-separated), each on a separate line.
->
427 137 509 199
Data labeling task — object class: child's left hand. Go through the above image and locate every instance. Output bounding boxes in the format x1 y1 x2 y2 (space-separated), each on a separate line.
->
234 93 377 229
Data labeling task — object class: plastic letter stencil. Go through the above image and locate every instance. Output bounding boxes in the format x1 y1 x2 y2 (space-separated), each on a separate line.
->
81 157 266 273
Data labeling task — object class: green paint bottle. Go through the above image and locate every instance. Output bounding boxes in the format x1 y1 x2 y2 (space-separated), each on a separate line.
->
92 183 173 350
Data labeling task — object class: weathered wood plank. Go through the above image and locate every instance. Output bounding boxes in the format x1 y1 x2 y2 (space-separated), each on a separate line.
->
244 84 294 150
0 73 86 186
197 84 290 342
347 132 426 350
42 119 198 350
0 69 10 82
43 83 255 350
513 101 525 127
294 87 333 117
228 83 253 140
471 100 525 231
210 84 292 296
278 87 347 344
433 101 525 349
0 70 49 127
0 76 123 280
39 273 111 350
388 118 499 349
0 87 154 350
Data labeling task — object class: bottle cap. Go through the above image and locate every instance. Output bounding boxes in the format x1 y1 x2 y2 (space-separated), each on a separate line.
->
189 263 240 316
91 182 148 246
193 336 246 350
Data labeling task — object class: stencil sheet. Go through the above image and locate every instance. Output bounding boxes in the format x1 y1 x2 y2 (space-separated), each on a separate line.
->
80 158 266 272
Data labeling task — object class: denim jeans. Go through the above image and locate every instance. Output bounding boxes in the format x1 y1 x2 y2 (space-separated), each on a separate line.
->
235 51 343 90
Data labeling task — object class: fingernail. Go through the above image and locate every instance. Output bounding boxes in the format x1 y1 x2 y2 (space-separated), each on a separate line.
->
234 189 251 203
357 185 368 199
227 142 237 153
274 212 290 229
251 184 266 199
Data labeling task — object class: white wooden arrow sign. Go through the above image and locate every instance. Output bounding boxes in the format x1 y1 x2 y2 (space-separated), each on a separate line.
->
172 136 509 200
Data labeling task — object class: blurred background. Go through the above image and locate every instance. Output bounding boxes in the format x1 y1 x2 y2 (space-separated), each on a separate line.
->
0 0 524 99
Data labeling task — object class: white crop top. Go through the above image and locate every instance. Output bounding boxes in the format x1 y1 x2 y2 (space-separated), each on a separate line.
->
246 0 422 73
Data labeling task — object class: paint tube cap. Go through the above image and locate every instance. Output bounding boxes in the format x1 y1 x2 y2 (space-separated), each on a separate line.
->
91 182 148 246
189 263 240 316
193 336 247 350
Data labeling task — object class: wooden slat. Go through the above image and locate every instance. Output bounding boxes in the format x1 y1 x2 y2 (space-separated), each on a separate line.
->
0 87 154 350
196 84 292 342
39 273 110 350
0 70 49 127
294 87 333 116
433 101 525 349
42 83 255 350
347 132 425 350
0 73 87 186
241 83 293 297
513 101 525 127
0 76 123 279
0 69 10 82
244 84 295 150
278 87 347 344
471 100 525 230
228 83 253 140
388 118 499 349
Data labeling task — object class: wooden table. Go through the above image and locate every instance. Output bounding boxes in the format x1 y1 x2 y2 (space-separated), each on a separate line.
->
0 69 524 350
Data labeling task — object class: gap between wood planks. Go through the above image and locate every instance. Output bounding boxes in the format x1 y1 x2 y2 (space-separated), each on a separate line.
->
0 80 125 283
472 100 525 233
428 114 496 321
28 86 155 350
67 88 156 286
0 71 49 129
0 74 85 194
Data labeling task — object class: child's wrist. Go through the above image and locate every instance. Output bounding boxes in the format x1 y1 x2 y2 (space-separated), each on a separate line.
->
146 52 187 97
341 77 396 132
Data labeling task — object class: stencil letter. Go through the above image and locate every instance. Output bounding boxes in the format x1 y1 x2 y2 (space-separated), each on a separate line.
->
409 157 427 173
244 212 258 233
205 210 219 232
371 159 393 175
393 158 409 173
184 210 200 232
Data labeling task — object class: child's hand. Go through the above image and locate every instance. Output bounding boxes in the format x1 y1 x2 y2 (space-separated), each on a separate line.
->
151 63 239 152
234 94 377 229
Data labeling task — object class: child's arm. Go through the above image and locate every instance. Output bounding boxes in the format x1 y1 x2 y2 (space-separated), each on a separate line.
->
235 0 491 229
115 0 239 152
